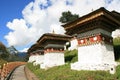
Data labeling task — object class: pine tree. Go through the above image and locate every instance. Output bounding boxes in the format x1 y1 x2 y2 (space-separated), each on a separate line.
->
59 11 79 23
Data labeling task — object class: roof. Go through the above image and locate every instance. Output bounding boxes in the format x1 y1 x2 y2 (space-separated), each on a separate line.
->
37 33 72 46
44 44 64 49
62 7 120 35
27 43 44 54
27 33 72 54
111 11 120 21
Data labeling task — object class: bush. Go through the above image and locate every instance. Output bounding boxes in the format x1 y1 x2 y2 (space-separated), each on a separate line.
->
64 49 78 63
113 37 120 46
114 45 120 61
0 58 7 68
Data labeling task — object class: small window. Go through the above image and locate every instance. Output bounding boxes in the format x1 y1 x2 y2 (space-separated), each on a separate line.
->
111 68 113 71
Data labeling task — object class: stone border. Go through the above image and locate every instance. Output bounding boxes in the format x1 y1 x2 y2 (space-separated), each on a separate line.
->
24 66 39 80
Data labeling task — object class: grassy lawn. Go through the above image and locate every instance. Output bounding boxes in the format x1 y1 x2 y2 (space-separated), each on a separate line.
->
27 63 120 80
27 48 120 80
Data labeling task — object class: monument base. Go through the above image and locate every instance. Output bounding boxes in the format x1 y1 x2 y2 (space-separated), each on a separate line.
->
41 52 65 69
71 62 117 74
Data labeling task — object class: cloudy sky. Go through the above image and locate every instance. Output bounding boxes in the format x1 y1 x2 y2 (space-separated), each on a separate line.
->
0 0 120 52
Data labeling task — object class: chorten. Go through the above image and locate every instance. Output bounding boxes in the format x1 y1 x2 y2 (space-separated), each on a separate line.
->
62 7 120 74
37 33 71 69
27 43 44 65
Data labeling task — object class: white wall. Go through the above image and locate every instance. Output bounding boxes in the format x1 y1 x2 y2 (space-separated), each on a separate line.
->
77 43 115 65
28 55 36 62
71 43 116 74
78 43 103 64
41 52 65 69
68 38 78 50
101 44 115 64
34 55 44 65
28 55 44 66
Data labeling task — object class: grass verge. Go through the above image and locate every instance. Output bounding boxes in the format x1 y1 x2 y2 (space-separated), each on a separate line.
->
26 63 120 80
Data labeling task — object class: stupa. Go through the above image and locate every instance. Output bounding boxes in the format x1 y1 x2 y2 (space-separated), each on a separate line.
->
37 33 71 69
62 7 120 74
27 43 44 65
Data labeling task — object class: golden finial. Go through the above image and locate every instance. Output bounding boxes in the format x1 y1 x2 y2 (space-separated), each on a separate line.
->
91 8 94 12
52 29 55 34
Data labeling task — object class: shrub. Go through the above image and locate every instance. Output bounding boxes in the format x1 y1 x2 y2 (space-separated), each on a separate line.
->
0 58 7 68
64 49 78 63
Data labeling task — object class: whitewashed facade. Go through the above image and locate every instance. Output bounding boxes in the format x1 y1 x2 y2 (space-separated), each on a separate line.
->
33 55 44 65
71 29 117 74
62 7 120 74
71 43 117 74
41 52 65 69
28 55 36 63
28 54 44 65
68 38 78 50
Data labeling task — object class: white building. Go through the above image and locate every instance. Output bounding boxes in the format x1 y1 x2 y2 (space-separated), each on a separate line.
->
62 7 120 74
27 44 44 65
67 37 78 50
37 33 71 69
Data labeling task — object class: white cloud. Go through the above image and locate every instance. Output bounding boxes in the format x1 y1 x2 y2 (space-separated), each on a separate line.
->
19 48 29 52
106 0 120 12
50 24 65 34
112 29 120 38
5 0 120 51
5 19 30 46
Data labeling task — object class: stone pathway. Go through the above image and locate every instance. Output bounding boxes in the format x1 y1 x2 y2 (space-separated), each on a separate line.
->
9 65 27 80
9 65 39 80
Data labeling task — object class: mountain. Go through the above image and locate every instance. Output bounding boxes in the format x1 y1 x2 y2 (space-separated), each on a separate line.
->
18 52 27 57
7 46 18 54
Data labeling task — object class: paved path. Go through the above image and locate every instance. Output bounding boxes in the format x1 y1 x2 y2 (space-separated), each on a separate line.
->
8 65 39 80
9 65 27 80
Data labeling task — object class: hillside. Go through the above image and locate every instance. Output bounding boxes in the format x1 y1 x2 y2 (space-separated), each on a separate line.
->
27 49 120 80
27 37 120 80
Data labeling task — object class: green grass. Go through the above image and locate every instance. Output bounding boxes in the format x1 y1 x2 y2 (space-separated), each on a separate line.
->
115 65 120 79
27 49 120 80
113 37 120 46
27 63 120 80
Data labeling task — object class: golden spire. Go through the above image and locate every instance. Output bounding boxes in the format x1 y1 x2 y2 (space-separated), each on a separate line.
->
52 29 55 34
91 8 94 12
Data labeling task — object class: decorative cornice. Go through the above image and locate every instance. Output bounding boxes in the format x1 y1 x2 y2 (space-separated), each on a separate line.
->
77 33 113 46
44 48 64 53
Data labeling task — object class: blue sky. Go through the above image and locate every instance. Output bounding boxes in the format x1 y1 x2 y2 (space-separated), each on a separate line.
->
0 0 120 52
0 0 33 49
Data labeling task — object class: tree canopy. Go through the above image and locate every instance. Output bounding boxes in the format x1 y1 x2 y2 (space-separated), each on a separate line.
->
0 42 9 60
59 11 79 23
